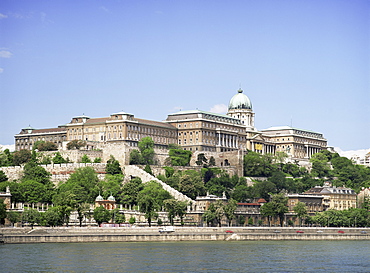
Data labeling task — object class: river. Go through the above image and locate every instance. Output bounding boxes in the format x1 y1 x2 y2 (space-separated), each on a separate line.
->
0 241 369 272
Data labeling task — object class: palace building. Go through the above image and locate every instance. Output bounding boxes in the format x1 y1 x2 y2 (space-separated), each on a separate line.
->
14 88 327 161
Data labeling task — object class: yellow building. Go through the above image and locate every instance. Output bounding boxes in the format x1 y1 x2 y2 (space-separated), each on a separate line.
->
165 110 247 152
304 183 357 211
66 112 178 149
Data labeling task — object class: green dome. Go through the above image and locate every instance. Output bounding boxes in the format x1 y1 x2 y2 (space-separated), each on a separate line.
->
95 194 104 201
107 195 116 202
228 89 252 110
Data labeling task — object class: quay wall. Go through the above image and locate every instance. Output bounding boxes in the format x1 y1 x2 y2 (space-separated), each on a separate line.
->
2 227 370 244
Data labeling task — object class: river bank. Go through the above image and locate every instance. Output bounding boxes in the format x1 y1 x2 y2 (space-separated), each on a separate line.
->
1 226 369 244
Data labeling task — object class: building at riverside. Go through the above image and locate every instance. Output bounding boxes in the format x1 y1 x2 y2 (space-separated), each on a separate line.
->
14 88 327 162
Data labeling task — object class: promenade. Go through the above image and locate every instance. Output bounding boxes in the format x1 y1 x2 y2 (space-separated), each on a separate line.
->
1 226 369 244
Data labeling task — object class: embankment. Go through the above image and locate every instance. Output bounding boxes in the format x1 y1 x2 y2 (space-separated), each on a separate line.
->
1 227 370 244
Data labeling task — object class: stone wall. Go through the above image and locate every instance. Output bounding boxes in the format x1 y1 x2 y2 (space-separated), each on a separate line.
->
0 163 107 184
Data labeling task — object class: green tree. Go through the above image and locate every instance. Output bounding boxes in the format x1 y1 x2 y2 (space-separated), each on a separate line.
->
195 153 208 167
18 180 53 203
310 152 332 178
67 140 86 150
22 208 40 229
144 164 153 175
98 173 123 202
138 137 155 165
137 194 158 227
110 208 125 224
260 202 275 226
169 149 192 166
129 149 144 165
76 203 91 227
164 199 177 225
43 206 64 227
177 170 205 199
270 193 289 226
164 199 188 226
34 141 58 151
129 216 136 225
13 149 32 166
93 206 111 226
293 202 308 226
93 157 102 163
7 211 20 227
121 177 143 206
64 167 100 203
52 152 68 164
209 156 216 167
80 154 91 163
137 181 171 226
22 161 52 185
0 199 6 225
106 156 123 175
223 199 237 226
0 170 8 183
244 151 276 177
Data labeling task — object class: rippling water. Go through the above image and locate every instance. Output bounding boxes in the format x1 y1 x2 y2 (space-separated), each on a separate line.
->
1 241 369 272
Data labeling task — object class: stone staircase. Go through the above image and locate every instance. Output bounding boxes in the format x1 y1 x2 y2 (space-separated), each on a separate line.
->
124 165 193 203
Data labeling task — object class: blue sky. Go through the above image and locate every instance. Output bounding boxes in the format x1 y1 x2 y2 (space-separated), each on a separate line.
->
0 0 369 150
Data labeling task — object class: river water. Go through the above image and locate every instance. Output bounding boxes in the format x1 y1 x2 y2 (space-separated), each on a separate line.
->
0 241 369 272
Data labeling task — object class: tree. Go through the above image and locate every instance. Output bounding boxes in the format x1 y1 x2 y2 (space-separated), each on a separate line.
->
43 206 64 227
80 154 91 163
7 211 20 227
129 216 136 225
22 208 40 229
129 149 144 165
164 199 188 226
121 177 143 206
93 206 111 226
110 208 126 224
0 148 13 167
169 149 192 166
67 140 86 150
310 153 332 178
137 194 158 227
93 157 102 163
177 170 205 199
99 173 123 202
0 199 6 225
137 181 171 226
34 141 58 151
53 152 68 164
144 164 153 175
223 199 237 226
293 202 308 226
260 202 275 226
106 156 123 175
138 137 155 165
76 203 91 227
269 193 289 226
196 153 208 167
59 167 100 204
0 170 8 183
209 156 216 167
18 180 53 203
13 149 32 165
244 151 277 177
22 161 52 185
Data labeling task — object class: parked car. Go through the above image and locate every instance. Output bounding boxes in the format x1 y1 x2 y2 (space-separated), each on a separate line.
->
360 231 367 234
338 230 345 234
225 230 234 233
296 230 304 233
316 230 323 233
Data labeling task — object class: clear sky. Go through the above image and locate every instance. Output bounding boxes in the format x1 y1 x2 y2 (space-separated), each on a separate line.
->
1 0 369 151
